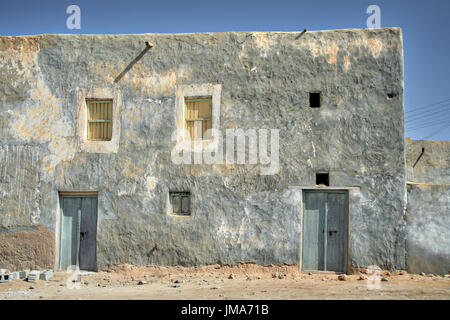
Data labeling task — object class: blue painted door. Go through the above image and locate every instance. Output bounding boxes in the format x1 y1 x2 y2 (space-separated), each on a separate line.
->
60 195 98 271
302 191 347 272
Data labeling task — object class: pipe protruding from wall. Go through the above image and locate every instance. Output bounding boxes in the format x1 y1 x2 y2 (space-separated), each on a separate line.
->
413 147 425 168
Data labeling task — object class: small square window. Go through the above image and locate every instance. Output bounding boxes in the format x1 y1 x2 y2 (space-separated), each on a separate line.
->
309 92 321 108
86 99 113 140
316 172 329 186
185 97 212 140
170 192 191 215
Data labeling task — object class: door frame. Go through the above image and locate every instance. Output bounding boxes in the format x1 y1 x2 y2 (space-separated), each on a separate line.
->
57 191 99 271
300 189 350 274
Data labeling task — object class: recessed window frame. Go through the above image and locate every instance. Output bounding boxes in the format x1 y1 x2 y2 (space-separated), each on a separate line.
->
184 96 212 140
169 191 191 216
175 84 221 146
86 99 113 141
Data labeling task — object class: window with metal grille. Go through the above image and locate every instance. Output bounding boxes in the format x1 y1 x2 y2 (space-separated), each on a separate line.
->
86 100 113 140
185 97 212 140
170 192 191 215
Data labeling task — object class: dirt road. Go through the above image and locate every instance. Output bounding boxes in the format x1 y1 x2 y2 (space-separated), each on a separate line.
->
1 264 449 300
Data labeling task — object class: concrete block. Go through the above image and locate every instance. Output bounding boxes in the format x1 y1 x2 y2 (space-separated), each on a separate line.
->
9 272 19 281
0 269 11 283
18 270 29 279
27 270 40 282
39 270 53 280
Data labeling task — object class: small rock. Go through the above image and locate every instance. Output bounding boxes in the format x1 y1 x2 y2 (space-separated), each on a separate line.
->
256 276 261 280
381 278 388 282
420 272 426 276
321 278 327 281
308 272 313 276
59 284 64 287
272 272 279 278
246 276 252 281
137 280 147 285
358 275 368 280
210 286 220 290
338 274 348 281
84 282 89 285
228 273 235 279
174 279 181 283
169 285 180 288
278 274 285 279
29 286 36 290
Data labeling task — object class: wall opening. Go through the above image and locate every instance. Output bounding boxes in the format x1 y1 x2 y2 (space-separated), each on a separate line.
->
309 92 321 108
316 172 329 186
86 99 113 141
169 191 191 216
185 97 212 140
387 93 396 100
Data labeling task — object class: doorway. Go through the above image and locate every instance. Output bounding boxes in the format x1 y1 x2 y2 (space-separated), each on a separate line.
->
302 190 348 273
59 193 98 271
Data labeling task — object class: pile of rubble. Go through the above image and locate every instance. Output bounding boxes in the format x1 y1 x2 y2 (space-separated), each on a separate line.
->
0 269 53 283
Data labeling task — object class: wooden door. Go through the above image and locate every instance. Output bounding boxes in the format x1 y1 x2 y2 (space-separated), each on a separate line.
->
302 191 347 272
60 195 98 271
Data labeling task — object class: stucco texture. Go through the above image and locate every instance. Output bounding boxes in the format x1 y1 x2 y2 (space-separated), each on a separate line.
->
0 29 406 271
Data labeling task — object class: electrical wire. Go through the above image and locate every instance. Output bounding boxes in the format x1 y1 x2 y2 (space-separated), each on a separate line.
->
405 103 450 123
422 123 450 139
405 98 450 114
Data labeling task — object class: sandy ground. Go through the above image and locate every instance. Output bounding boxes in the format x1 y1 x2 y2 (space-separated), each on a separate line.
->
1 263 449 300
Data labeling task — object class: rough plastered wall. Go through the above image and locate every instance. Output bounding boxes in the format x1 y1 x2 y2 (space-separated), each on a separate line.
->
0 28 405 271
405 139 449 275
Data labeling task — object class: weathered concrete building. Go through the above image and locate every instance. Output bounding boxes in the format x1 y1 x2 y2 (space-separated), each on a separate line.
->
1 27 440 274
405 138 449 275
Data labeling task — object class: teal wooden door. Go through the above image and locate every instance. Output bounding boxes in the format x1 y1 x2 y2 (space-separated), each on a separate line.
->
302 191 347 272
60 197 81 270
60 195 98 271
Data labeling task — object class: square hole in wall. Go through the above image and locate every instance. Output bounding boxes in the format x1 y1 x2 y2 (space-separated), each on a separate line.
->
316 172 329 186
309 92 321 108
170 192 191 216
387 93 396 100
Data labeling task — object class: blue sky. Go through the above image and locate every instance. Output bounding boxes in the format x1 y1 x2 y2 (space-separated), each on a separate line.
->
1 0 449 140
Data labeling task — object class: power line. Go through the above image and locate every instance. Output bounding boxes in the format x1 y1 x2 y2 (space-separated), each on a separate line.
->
422 123 450 139
407 119 450 130
405 103 450 122
405 98 450 114
406 117 450 130
406 113 450 127
406 114 450 128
